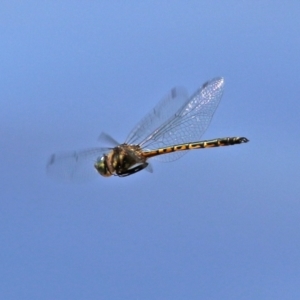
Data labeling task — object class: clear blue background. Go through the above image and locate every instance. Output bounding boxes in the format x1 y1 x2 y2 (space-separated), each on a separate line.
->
1 1 300 299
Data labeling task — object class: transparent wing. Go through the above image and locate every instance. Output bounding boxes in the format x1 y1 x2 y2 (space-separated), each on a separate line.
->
127 77 225 161
126 86 189 145
46 148 110 182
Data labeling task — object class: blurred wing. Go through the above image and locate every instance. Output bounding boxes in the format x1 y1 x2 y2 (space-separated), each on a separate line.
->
46 148 109 182
98 132 119 147
128 77 225 162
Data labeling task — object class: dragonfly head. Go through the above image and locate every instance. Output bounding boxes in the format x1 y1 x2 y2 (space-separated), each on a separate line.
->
94 155 112 177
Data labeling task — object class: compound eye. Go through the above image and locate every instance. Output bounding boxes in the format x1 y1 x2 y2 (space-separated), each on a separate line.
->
94 156 111 177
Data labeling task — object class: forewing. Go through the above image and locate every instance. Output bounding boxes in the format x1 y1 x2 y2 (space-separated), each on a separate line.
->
46 148 109 182
138 77 225 161
125 86 189 146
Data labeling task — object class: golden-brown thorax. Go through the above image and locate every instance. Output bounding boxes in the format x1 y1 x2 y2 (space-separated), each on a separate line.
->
95 144 147 177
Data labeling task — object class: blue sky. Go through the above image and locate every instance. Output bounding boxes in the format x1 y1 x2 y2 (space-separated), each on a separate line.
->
1 1 300 299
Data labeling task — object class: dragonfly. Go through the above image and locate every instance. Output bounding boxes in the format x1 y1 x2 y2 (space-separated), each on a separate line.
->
47 77 248 181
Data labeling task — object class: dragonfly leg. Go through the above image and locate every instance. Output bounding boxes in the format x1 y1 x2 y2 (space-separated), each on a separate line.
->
117 162 149 177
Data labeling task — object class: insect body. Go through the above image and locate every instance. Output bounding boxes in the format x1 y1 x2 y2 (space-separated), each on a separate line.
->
47 77 248 180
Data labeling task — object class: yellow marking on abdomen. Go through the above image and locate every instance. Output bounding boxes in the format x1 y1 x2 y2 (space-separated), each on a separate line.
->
142 137 248 158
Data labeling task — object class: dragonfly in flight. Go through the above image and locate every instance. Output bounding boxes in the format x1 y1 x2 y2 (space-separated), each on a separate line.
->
47 77 248 181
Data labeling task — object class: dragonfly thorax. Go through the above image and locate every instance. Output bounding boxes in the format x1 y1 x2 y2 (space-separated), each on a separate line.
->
94 144 147 177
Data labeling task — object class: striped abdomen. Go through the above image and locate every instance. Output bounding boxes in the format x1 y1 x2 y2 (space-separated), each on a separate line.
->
143 137 249 158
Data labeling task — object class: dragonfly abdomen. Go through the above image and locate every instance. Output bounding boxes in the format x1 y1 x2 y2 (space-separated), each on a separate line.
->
143 137 249 158
189 136 249 148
